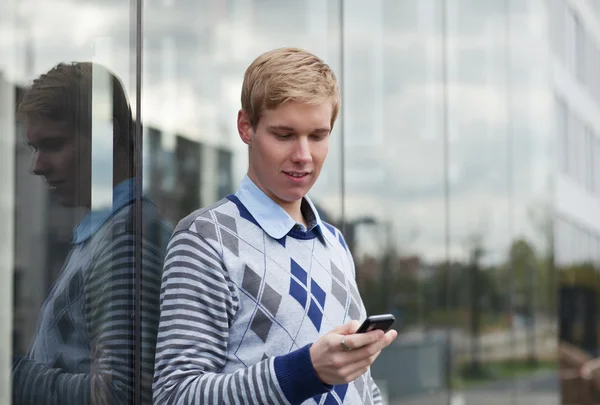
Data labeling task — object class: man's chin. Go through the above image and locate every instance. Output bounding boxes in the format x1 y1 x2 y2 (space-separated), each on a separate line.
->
278 189 309 203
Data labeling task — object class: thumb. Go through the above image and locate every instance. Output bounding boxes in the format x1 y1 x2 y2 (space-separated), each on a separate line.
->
331 320 360 335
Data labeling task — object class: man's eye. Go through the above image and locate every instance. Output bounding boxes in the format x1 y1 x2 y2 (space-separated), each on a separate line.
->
276 133 293 139
41 140 64 151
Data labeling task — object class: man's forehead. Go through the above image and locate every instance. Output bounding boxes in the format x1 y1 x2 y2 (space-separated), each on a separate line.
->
23 119 73 142
262 109 332 132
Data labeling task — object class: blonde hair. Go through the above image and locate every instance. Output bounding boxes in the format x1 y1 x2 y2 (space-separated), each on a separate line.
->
241 47 341 129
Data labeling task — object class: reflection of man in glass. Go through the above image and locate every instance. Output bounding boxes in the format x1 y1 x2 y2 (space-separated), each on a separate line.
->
153 47 397 405
12 62 172 404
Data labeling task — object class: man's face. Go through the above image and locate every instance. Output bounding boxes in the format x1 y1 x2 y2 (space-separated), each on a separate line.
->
239 101 332 205
24 118 91 207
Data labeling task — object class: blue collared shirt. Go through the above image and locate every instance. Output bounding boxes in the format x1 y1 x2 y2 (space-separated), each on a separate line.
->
72 178 136 244
234 175 333 245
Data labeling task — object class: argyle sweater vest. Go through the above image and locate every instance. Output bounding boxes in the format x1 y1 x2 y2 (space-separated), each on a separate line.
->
153 196 382 405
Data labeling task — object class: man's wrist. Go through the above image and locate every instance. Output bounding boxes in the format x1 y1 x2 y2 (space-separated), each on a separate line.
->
274 344 332 404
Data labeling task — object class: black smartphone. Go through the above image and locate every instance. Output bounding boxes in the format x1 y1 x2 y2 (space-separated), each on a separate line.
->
356 314 395 334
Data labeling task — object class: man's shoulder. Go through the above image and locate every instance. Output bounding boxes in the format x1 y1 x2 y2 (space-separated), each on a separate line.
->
173 197 234 235
104 198 172 237
320 220 339 237
320 220 351 252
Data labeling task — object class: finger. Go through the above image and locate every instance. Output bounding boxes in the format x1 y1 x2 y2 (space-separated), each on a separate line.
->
332 320 361 335
366 329 397 352
369 348 383 364
330 321 352 334
343 329 384 350
353 328 397 358
560 342 592 367
340 341 382 366
385 329 398 341
379 329 398 348
335 360 368 383
342 331 394 366
340 365 370 384
345 350 381 374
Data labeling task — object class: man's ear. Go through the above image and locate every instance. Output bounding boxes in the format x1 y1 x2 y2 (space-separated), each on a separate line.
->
237 109 253 145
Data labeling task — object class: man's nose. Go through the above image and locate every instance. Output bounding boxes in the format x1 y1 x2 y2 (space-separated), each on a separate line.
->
31 152 50 176
291 138 312 163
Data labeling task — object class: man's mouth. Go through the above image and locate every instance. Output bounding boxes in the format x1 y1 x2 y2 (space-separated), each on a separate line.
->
46 180 65 189
283 171 310 178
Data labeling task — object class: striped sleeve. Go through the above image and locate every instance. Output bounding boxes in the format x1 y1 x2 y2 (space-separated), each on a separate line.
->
152 229 330 405
371 376 383 405
12 213 168 405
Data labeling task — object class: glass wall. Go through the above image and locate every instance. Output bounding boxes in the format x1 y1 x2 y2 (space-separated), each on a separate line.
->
344 1 556 404
0 0 585 404
0 0 173 403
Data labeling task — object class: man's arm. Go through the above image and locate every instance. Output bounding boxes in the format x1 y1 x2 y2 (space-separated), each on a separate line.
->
152 229 331 405
12 213 167 405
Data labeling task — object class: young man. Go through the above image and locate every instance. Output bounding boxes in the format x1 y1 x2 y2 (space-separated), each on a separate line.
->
153 47 397 405
12 62 172 404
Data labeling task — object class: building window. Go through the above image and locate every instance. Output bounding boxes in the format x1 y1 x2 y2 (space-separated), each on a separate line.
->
567 110 580 182
595 137 600 195
575 14 586 84
550 0 566 62
565 8 577 76
585 126 594 192
556 98 568 175
596 43 600 103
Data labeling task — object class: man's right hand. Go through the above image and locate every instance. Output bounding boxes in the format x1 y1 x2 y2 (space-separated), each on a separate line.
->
309 320 397 385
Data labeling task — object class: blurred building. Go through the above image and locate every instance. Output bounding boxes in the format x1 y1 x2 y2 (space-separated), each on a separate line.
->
552 0 600 358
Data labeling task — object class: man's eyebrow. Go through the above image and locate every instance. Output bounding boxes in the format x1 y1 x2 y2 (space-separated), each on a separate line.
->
267 125 295 132
267 125 331 133
26 133 66 147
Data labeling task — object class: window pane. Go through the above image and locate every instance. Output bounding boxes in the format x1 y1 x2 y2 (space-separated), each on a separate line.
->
0 1 168 404
556 97 568 174
446 1 556 404
343 0 448 403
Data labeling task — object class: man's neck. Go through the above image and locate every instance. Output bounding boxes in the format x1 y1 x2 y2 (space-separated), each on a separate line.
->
290 208 308 228
276 197 306 228
246 172 307 227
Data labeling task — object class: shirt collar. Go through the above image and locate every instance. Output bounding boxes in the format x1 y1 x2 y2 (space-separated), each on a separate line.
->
235 175 328 242
72 178 136 244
